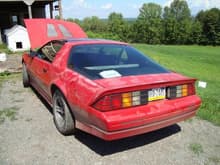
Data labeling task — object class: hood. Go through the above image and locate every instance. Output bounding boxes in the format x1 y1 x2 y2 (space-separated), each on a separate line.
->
94 73 195 90
24 18 87 49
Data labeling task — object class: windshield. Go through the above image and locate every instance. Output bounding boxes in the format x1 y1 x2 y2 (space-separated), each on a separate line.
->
68 44 170 79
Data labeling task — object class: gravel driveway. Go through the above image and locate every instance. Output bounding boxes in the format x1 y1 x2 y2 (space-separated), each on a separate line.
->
0 76 220 165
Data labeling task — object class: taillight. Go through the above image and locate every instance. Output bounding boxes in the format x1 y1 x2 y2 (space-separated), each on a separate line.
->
93 90 148 111
167 83 195 99
93 83 196 111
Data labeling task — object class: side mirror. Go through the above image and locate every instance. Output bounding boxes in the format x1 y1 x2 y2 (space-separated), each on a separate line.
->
29 49 37 58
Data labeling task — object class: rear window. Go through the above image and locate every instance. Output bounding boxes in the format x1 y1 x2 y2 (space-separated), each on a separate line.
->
68 44 169 79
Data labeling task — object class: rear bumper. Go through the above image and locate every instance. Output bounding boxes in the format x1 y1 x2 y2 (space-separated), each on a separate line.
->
75 95 201 141
76 104 199 141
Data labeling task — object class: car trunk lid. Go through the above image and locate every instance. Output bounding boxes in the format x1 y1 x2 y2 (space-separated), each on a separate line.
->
94 73 195 91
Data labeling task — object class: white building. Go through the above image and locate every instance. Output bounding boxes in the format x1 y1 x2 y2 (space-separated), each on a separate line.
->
4 25 30 52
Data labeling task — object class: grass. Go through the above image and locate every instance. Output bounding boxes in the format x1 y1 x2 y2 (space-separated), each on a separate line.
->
188 143 204 155
0 107 19 124
133 44 220 126
0 43 25 55
0 71 11 77
0 43 13 54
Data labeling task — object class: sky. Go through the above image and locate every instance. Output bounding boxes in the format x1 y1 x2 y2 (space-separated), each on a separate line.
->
51 0 220 19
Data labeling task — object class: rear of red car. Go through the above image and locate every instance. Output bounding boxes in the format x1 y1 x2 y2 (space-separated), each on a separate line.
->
66 43 201 140
73 73 201 141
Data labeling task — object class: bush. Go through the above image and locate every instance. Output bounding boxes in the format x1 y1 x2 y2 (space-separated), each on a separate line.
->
86 31 121 41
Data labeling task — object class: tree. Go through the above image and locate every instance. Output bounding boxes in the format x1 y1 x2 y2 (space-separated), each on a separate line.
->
163 0 192 44
163 6 178 44
134 3 162 44
107 12 127 41
82 16 106 33
66 18 81 26
196 8 220 45
188 20 202 44
170 0 190 21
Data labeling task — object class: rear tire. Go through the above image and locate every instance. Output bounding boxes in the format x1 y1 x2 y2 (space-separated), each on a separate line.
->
22 63 30 88
52 90 75 135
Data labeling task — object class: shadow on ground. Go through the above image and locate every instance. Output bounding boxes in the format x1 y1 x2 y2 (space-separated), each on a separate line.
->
74 124 180 156
30 86 181 156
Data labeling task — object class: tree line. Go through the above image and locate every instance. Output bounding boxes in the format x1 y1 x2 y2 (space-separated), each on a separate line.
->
64 0 220 45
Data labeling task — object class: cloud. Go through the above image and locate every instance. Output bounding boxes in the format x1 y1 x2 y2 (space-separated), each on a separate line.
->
163 0 173 7
69 0 91 9
101 3 113 10
188 0 220 10
129 4 142 9
164 0 220 9
163 0 220 15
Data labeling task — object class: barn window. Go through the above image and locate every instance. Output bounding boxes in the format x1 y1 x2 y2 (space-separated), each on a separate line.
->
16 42 23 49
12 15 18 25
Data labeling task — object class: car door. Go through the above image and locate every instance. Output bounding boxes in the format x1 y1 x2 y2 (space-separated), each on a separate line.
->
29 42 57 100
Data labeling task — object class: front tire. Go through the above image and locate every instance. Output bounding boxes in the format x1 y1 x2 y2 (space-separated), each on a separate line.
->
53 90 75 135
22 63 30 88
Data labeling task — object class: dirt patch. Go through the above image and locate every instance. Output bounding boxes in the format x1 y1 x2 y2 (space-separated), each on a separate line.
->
0 77 220 165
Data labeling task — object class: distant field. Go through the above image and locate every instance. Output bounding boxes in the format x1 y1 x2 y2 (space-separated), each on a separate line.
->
133 44 220 126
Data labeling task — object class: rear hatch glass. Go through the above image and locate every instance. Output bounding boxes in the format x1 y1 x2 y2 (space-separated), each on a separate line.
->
68 44 170 79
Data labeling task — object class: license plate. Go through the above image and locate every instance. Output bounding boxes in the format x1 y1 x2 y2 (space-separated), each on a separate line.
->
148 88 166 101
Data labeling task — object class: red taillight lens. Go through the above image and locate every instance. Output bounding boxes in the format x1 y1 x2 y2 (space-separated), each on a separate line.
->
111 94 122 109
93 94 122 111
188 83 195 95
93 96 111 111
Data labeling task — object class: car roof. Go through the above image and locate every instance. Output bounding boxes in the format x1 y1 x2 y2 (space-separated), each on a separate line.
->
63 38 128 46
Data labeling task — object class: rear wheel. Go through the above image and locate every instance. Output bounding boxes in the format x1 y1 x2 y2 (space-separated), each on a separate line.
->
22 63 30 88
53 90 75 135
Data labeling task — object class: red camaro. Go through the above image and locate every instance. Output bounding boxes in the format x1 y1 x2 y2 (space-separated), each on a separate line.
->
22 19 201 141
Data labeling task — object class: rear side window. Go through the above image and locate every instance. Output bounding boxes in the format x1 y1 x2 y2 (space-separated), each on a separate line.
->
68 44 169 79
58 24 72 37
47 24 58 37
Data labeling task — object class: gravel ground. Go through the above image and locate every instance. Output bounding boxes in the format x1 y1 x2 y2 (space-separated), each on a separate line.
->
0 54 22 73
0 76 220 165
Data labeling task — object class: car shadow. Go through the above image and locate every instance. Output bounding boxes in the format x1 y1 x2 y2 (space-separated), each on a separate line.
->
30 86 181 156
74 124 181 156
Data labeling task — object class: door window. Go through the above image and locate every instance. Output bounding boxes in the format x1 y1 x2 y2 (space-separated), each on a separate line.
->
37 41 64 62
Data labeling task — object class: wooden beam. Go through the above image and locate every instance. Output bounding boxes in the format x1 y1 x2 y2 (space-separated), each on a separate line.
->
58 0 62 20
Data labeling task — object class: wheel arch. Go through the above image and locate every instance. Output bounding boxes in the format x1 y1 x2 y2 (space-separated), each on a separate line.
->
50 81 67 98
51 83 76 121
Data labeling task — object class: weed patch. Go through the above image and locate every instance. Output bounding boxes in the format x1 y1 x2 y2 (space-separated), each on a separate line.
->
0 71 11 77
0 107 19 124
189 143 204 155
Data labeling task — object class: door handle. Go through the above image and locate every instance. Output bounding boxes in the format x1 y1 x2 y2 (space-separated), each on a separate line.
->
42 68 47 73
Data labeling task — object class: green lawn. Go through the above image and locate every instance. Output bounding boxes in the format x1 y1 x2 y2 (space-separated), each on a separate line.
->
133 44 220 126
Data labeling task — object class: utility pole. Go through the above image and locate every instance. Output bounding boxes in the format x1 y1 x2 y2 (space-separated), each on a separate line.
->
58 0 63 20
